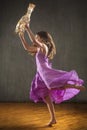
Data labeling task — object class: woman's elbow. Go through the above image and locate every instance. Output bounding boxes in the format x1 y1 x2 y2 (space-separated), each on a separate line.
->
23 45 29 51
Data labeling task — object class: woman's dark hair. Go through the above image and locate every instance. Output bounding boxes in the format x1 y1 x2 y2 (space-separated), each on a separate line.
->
36 31 56 59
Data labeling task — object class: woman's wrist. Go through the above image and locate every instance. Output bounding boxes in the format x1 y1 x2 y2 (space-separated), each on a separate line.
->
25 24 28 28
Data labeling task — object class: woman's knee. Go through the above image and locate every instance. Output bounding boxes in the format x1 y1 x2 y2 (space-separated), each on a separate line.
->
44 95 51 103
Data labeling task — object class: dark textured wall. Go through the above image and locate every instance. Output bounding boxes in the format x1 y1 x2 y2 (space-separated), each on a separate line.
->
0 0 87 102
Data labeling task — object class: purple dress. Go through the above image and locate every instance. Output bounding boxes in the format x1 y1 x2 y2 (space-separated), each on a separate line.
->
30 48 84 103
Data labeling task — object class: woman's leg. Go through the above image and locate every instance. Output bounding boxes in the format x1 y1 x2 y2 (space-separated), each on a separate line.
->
44 95 57 126
51 84 86 91
64 84 86 91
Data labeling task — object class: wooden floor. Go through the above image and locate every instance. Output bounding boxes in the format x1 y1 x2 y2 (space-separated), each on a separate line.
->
0 102 87 130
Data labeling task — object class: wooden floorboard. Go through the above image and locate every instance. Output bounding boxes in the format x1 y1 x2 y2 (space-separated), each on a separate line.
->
0 102 87 130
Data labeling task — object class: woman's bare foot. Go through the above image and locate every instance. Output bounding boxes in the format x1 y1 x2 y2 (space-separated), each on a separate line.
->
47 120 57 127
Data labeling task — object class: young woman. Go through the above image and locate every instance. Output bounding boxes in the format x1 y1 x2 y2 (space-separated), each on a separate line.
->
18 23 85 126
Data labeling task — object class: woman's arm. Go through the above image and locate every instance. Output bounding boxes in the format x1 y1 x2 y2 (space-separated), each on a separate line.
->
19 33 48 56
19 34 38 53
25 25 35 43
25 25 43 47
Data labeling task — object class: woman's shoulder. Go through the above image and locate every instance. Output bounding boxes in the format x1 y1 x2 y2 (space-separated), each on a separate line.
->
36 46 47 58
38 44 48 57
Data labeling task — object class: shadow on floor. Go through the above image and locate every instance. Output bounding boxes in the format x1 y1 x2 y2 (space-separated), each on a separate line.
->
0 125 54 130
0 125 87 130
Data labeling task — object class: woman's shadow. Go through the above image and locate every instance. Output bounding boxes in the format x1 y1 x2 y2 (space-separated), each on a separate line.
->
0 124 53 130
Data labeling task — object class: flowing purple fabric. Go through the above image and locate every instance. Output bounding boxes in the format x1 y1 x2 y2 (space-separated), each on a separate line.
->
30 49 84 103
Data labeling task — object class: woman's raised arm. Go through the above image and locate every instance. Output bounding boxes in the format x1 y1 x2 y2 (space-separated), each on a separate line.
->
25 25 43 48
19 33 37 53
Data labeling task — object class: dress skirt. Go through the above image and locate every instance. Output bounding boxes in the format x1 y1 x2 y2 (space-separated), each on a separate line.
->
30 49 84 103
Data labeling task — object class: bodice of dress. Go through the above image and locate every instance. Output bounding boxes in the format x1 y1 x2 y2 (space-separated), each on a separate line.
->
35 48 52 71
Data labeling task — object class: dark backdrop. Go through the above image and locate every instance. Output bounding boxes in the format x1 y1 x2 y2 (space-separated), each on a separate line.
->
0 0 87 102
